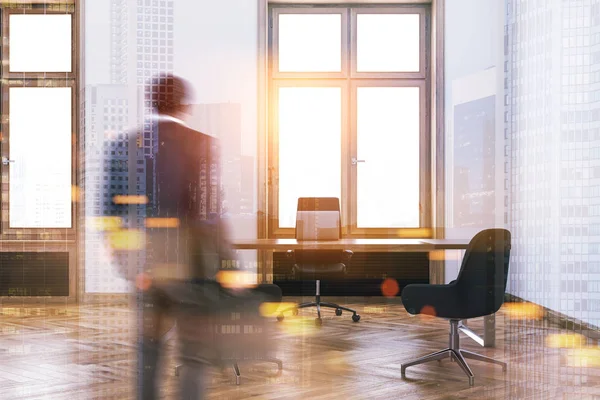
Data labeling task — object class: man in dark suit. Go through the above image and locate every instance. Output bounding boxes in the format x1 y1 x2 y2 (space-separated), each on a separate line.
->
107 74 280 399
106 74 226 399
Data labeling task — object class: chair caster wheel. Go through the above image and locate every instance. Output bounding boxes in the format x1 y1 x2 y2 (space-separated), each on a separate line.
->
292 308 299 316
352 314 360 322
277 314 284 322
315 318 323 326
335 308 342 316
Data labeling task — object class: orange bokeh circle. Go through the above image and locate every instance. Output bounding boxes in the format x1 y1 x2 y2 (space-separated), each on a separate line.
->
381 278 400 298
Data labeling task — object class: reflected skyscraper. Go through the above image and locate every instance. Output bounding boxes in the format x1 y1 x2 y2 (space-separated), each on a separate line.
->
82 85 130 293
453 94 496 228
83 0 175 293
188 103 254 216
505 0 600 326
110 0 175 155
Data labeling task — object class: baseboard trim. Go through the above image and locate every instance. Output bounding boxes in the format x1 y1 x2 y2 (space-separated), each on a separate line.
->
505 293 600 340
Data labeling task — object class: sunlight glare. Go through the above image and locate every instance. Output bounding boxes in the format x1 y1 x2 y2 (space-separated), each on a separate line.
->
357 14 420 72
278 87 342 227
357 87 420 228
278 14 341 72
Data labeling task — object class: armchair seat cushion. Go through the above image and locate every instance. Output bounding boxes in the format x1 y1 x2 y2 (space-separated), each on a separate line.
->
402 283 462 319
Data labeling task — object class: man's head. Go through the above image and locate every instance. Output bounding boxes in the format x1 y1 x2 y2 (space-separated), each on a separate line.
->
148 73 193 116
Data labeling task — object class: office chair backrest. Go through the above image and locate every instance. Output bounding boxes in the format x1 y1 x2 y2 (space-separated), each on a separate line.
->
455 229 511 317
294 197 343 265
295 197 342 241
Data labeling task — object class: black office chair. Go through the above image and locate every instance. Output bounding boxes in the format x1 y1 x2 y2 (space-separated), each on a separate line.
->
400 229 511 386
277 197 360 326
171 282 284 385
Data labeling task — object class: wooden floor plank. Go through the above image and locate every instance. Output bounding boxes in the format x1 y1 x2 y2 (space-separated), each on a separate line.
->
0 298 598 399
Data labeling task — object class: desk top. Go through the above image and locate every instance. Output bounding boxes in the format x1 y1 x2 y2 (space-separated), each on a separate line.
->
419 239 470 250
232 238 469 252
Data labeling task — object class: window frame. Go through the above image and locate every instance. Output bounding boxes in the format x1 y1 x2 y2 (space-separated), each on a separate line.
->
267 3 431 238
0 6 77 236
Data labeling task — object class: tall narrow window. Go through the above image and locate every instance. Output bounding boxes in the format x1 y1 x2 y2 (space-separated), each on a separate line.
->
355 85 421 228
2 7 76 230
9 87 72 228
277 86 343 227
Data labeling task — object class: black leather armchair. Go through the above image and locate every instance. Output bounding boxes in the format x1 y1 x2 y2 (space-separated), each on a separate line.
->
401 229 511 386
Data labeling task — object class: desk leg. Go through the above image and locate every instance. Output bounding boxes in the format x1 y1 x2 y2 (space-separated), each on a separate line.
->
429 259 445 285
258 250 273 284
483 314 495 348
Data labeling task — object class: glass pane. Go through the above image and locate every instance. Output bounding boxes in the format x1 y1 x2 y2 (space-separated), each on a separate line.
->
356 14 420 72
9 87 72 228
10 14 72 72
357 87 420 228
278 14 342 72
278 87 342 228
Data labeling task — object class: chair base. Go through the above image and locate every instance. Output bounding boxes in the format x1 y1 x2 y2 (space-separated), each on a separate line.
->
277 280 360 325
400 319 506 386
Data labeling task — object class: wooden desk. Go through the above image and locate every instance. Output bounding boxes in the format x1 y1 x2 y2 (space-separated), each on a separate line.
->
232 238 469 253
419 239 471 250
232 238 469 285
232 237 496 348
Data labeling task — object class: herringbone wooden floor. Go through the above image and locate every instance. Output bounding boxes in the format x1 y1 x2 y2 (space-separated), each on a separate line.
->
0 297 599 400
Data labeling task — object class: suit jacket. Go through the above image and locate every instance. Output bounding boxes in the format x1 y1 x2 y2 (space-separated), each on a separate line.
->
106 117 235 282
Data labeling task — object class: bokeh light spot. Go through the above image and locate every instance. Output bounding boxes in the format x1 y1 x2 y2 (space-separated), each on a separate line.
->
259 302 297 317
216 271 257 289
381 278 399 298
503 302 545 320
135 273 152 291
566 347 600 368
107 229 145 251
420 305 437 317
546 333 586 349
112 195 148 204
87 216 122 232
145 217 180 228
71 185 81 203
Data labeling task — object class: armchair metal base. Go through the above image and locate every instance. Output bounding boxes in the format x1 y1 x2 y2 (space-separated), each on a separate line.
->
401 319 506 386
276 280 360 325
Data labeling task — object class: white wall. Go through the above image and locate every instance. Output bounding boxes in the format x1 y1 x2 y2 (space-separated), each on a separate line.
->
83 0 261 292
173 0 260 271
443 0 505 282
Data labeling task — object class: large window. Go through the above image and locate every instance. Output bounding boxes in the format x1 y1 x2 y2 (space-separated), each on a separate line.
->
1 6 76 231
268 5 430 237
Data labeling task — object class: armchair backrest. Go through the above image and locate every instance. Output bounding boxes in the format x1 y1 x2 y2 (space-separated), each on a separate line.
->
455 229 511 316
